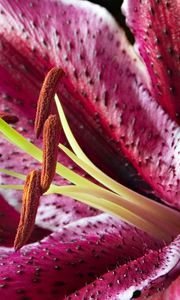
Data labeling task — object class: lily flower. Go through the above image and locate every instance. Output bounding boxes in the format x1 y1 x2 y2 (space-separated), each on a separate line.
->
0 0 179 299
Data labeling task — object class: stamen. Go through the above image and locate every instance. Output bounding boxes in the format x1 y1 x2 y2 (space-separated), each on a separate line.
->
14 169 41 250
40 114 60 193
0 113 19 124
54 94 92 165
59 144 180 228
34 67 64 138
0 83 179 245
0 168 25 180
0 184 23 190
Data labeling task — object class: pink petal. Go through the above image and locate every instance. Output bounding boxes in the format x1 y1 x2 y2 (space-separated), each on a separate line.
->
0 3 179 298
122 0 180 124
0 39 99 231
138 262 180 298
0 138 99 233
0 0 179 207
0 214 164 299
0 38 99 232
67 235 180 300
0 2 154 207
0 194 50 247
149 275 180 300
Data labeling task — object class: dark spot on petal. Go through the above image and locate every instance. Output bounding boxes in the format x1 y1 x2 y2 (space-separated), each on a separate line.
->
169 87 176 95
0 284 7 288
150 7 155 15
166 2 170 8
54 265 61 270
156 53 162 60
167 47 174 55
154 37 160 44
176 112 180 120
16 289 25 294
167 69 172 76
163 28 169 35
132 290 141 298
53 281 66 287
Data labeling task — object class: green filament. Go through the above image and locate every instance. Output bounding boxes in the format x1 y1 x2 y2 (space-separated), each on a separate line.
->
0 94 179 243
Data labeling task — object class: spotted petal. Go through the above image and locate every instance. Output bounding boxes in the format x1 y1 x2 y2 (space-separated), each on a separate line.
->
149 274 180 299
67 235 180 300
0 2 179 298
0 213 171 299
0 0 179 207
0 195 50 247
122 0 180 124
0 34 100 231
0 134 99 233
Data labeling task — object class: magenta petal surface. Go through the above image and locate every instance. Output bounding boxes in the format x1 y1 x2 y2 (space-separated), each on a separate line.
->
138 262 180 298
0 36 99 231
67 235 180 300
0 0 179 207
0 109 99 232
0 214 165 299
149 275 180 300
0 195 50 247
122 0 180 124
0 137 99 233
0 2 179 298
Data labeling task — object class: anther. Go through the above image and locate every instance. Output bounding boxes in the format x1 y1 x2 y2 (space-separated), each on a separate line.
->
34 67 64 138
40 114 60 193
14 170 42 250
0 113 19 124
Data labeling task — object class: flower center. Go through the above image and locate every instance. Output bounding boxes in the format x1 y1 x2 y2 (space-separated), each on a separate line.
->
0 67 180 249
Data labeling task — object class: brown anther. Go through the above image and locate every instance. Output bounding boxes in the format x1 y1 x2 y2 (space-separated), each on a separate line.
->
34 67 64 138
40 114 60 193
14 170 42 251
0 113 19 124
